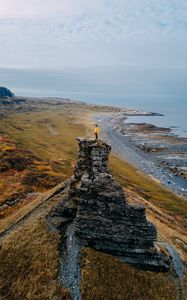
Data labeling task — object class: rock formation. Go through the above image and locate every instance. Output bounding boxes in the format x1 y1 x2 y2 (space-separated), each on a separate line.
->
50 138 170 272
0 86 14 98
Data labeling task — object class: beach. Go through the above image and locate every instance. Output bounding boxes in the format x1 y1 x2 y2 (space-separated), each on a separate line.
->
93 110 187 198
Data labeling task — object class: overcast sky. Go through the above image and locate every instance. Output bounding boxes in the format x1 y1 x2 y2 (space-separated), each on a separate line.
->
0 0 187 103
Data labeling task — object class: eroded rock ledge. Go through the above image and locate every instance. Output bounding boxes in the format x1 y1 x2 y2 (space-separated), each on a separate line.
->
50 138 170 272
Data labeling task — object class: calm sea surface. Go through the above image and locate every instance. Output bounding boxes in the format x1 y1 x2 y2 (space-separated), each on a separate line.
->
14 89 187 138
106 98 187 138
1 67 186 138
119 98 187 138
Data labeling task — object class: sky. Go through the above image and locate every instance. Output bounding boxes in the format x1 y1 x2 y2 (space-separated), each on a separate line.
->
0 0 187 104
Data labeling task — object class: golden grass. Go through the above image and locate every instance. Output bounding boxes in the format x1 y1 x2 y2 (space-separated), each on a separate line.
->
0 182 65 234
0 186 71 300
1 105 186 235
0 102 186 299
0 221 70 300
0 106 87 176
0 105 88 220
0 144 63 221
0 104 88 300
81 247 179 300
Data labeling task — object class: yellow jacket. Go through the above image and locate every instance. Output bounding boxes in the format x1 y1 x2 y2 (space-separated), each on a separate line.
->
94 127 100 134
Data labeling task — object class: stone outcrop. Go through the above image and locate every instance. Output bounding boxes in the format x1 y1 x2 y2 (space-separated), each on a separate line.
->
50 138 170 272
0 86 14 98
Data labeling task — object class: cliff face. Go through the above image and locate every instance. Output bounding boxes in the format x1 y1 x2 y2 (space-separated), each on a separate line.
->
50 138 170 272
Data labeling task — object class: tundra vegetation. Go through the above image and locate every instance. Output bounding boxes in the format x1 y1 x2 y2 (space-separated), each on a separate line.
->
0 100 186 299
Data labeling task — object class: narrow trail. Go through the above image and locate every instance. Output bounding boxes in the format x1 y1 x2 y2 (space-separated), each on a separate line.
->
0 182 66 241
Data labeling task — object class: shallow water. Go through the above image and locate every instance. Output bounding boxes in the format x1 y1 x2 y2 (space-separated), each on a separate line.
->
125 115 187 138
94 113 187 197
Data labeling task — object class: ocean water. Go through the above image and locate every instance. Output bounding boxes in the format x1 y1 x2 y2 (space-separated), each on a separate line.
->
118 98 187 138
12 90 187 138
125 114 187 138
103 98 187 138
0 67 187 138
79 95 187 138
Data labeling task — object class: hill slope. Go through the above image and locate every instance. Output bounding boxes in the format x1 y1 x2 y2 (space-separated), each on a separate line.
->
0 97 186 299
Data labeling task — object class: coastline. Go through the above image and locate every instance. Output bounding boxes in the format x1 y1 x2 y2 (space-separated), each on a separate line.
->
1 96 187 273
92 110 187 198
1 95 187 198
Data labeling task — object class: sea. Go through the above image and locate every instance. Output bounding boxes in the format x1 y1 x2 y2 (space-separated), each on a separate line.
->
1 66 187 138
73 95 187 139
15 89 187 138
77 95 187 138
117 98 187 138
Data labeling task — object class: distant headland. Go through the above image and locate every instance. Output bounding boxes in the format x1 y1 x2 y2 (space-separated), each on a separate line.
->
0 86 14 98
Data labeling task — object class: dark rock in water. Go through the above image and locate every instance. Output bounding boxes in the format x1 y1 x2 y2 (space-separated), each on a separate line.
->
0 87 14 98
50 138 170 272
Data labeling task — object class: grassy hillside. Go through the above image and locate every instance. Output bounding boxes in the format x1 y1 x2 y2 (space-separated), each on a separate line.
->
0 104 89 222
0 100 186 299
81 247 178 300
0 188 71 300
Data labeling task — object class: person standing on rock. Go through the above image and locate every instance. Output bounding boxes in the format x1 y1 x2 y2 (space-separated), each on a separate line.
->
94 124 100 140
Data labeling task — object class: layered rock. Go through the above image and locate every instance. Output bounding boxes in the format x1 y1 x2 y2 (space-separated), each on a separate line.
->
50 138 170 272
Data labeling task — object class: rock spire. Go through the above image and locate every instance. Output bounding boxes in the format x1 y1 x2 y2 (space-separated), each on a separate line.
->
50 138 170 272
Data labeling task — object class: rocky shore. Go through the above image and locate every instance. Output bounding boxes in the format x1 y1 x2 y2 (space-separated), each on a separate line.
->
93 112 187 197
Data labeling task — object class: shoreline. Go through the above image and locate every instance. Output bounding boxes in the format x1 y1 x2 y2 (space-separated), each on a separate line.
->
92 111 187 198
1 95 187 198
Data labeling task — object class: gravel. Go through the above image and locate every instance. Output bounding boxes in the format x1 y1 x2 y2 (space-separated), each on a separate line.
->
94 113 187 197
60 223 82 300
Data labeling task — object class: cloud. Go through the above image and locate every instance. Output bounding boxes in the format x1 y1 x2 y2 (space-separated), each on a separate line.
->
0 0 104 19
0 0 66 18
0 0 187 102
